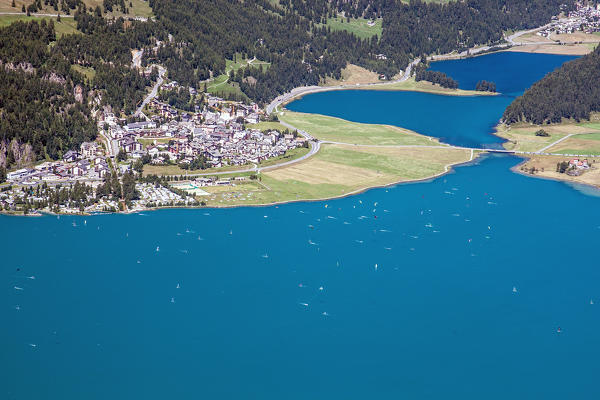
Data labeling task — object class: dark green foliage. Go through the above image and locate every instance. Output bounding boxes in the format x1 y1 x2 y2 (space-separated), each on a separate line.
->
180 155 210 170
475 80 496 92
159 87 193 111
535 129 550 137
117 149 127 161
0 68 96 161
122 171 139 202
0 20 55 67
415 65 458 89
504 46 600 124
556 161 569 173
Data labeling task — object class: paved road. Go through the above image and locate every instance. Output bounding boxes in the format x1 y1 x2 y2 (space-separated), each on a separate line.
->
99 130 116 158
0 11 73 17
135 65 165 118
537 134 574 153
180 140 321 177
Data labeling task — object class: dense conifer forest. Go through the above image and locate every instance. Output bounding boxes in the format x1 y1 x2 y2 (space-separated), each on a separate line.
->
503 46 600 124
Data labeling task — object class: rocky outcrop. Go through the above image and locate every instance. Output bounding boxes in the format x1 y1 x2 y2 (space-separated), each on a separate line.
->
74 84 84 103
0 139 35 168
2 61 35 74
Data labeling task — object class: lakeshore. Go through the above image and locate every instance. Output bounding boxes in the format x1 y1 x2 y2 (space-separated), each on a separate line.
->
4 154 600 400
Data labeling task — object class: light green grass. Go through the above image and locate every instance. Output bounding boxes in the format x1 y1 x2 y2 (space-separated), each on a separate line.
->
279 110 439 146
0 15 78 37
324 17 382 40
554 149 600 155
137 138 171 146
206 54 268 97
0 0 152 18
199 144 471 207
71 64 95 80
258 147 309 167
370 77 498 96
82 0 153 18
578 122 600 131
247 121 289 132
316 145 454 179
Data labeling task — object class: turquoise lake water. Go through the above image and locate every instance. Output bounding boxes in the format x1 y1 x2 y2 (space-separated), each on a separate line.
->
2 52 599 399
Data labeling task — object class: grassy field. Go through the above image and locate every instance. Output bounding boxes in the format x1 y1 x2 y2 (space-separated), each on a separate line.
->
323 64 381 86
546 132 600 155
368 77 498 96
0 0 152 18
323 17 382 39
258 147 309 167
0 14 78 36
496 123 600 154
137 138 171 147
206 54 269 98
75 0 153 18
279 111 440 146
198 143 472 207
71 64 95 80
496 117 600 153
508 43 593 55
246 121 289 132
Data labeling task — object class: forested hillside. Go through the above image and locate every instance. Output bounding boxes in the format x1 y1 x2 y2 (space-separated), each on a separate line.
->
503 46 600 124
0 0 574 168
0 20 96 166
0 13 158 167
149 0 574 100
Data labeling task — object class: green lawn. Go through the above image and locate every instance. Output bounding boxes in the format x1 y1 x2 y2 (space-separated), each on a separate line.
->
578 122 600 131
324 17 382 39
71 64 95 80
258 147 309 168
206 54 269 97
81 0 153 18
369 77 498 96
279 111 440 146
0 14 78 37
246 121 289 132
137 138 171 147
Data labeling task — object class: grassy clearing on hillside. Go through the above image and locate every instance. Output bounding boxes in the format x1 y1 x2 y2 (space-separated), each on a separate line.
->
0 14 78 36
71 64 95 80
0 0 152 18
323 64 380 86
279 111 439 146
206 54 269 99
323 17 382 39
80 0 153 18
